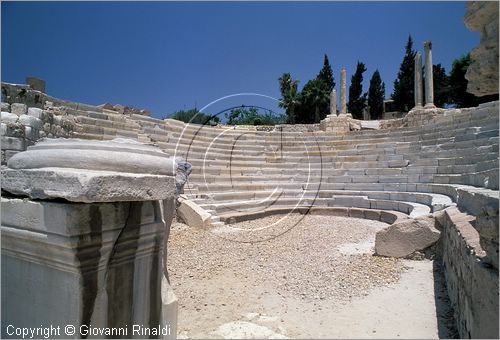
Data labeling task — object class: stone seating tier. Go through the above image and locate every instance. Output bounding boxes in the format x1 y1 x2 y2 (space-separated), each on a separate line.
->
1 83 498 339
1 93 498 247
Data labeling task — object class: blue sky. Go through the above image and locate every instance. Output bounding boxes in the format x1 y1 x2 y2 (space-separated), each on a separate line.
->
2 1 478 119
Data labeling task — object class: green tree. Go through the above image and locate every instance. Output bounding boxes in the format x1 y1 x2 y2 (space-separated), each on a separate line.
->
315 54 335 118
299 78 330 123
348 61 367 119
226 106 286 125
278 55 337 124
316 54 335 92
368 70 385 120
392 35 416 111
422 64 450 108
278 73 300 124
433 64 449 108
448 54 479 108
168 108 219 125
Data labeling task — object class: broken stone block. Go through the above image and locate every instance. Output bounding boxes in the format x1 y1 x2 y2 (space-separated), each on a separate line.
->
27 107 45 120
1 102 10 112
1 136 26 151
375 216 441 258
1 111 19 124
24 126 39 141
18 114 43 130
177 197 211 228
10 103 28 116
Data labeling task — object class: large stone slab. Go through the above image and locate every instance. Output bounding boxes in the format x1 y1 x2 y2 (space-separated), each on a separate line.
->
1 138 177 202
177 197 212 228
375 216 441 258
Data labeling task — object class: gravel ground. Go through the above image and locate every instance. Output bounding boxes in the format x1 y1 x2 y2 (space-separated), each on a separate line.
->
169 214 404 303
167 214 413 338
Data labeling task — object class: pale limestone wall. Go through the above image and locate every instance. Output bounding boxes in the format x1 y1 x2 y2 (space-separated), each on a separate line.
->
378 100 498 131
439 206 499 339
464 1 499 96
1 104 75 165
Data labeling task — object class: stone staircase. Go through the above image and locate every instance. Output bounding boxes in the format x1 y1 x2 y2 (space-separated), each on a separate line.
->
65 107 152 144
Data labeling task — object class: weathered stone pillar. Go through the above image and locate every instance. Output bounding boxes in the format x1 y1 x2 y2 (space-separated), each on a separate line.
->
1 138 180 339
339 68 347 114
424 41 435 108
329 89 337 116
414 51 423 108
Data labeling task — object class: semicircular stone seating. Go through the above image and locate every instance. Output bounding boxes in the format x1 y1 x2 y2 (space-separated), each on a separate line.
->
29 98 498 239
127 102 498 235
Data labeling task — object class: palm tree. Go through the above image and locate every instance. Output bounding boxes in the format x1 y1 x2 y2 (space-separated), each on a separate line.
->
278 73 300 124
301 78 330 123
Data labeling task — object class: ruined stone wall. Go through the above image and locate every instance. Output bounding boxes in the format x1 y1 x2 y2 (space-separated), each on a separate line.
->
439 206 499 339
276 123 321 132
0 103 76 165
378 117 404 130
216 123 321 132
378 101 498 130
2 82 105 112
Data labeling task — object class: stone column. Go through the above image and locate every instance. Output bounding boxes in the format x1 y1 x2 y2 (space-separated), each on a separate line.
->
414 51 423 108
329 89 337 116
424 41 435 108
1 138 180 339
339 67 347 115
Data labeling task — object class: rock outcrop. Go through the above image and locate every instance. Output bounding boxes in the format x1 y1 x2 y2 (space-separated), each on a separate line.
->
464 1 499 96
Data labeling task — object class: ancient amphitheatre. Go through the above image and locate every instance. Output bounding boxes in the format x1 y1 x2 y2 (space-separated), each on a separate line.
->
1 1 498 339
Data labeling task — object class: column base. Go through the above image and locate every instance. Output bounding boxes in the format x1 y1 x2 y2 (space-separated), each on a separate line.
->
319 114 350 134
424 103 436 109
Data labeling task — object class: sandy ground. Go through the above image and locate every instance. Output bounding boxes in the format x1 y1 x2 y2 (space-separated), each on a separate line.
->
168 215 456 339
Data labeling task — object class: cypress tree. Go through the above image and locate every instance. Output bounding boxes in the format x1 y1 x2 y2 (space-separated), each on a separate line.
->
348 61 367 119
392 35 416 112
368 70 385 120
316 54 335 92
